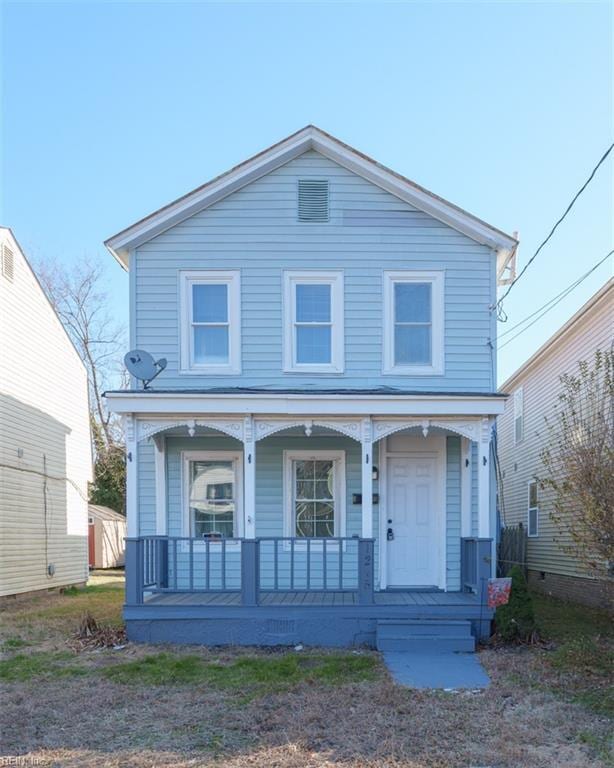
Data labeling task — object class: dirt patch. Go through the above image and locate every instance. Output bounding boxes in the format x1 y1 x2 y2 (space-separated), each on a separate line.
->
0 579 611 767
1 646 611 767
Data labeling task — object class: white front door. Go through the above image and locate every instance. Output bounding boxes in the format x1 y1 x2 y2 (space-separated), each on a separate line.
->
386 456 440 587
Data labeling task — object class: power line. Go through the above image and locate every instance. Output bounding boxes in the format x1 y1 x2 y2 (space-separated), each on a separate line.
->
497 250 614 342
496 141 614 314
497 249 613 350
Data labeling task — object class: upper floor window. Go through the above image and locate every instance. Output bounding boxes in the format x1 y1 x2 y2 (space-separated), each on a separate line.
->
283 271 344 373
527 480 539 537
383 271 444 375
179 271 241 374
514 388 524 443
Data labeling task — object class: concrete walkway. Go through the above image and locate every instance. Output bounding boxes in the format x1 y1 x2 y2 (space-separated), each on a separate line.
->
383 651 490 689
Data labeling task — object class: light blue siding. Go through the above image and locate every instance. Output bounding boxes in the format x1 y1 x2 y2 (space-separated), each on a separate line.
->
134 150 495 392
137 433 466 590
137 441 155 536
446 436 461 591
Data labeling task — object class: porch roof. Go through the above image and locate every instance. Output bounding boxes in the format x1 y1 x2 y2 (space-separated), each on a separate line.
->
104 388 506 417
106 387 506 397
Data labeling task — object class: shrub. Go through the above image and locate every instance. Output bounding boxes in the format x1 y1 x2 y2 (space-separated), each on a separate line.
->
495 565 539 642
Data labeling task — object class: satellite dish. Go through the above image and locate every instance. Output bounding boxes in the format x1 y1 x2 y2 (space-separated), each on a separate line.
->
124 349 167 389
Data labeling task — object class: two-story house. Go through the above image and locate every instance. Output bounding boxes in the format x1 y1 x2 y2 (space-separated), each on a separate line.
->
0 227 91 597
104 127 517 649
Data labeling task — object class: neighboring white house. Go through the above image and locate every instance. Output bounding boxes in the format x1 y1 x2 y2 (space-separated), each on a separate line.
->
498 278 613 608
0 227 92 597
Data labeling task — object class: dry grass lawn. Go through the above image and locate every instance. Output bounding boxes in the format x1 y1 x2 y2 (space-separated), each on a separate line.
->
0 572 611 768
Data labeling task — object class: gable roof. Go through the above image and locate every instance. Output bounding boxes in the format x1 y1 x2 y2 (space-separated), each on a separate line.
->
0 226 87 372
105 125 518 270
88 504 125 521
499 278 614 392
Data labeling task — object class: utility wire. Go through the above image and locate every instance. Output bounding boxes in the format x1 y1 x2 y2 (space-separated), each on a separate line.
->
496 141 614 314
498 249 613 350
0 461 90 502
497 250 614 342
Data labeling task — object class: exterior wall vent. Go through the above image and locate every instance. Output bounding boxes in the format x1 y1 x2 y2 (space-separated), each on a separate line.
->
298 179 329 222
1 244 14 282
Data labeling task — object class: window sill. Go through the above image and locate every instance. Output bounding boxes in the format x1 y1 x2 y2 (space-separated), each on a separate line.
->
283 365 345 375
178 539 242 554
383 364 444 376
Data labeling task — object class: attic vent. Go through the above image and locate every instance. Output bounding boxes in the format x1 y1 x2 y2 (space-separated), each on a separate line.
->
298 179 329 222
1 244 14 282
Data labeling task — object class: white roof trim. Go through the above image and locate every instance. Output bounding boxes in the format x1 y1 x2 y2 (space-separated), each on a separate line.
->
105 126 518 269
0 226 87 372
104 390 506 417
499 278 614 392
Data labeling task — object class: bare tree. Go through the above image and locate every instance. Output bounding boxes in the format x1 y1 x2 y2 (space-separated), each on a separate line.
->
540 348 614 581
36 258 126 446
36 258 127 512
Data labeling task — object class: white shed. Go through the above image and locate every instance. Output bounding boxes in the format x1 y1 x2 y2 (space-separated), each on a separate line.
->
88 505 126 569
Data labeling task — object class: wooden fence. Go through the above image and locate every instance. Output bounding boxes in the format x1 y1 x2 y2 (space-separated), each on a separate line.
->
497 525 528 577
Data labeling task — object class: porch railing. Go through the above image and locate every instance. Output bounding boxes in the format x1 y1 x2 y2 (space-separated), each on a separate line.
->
460 537 492 595
126 536 375 607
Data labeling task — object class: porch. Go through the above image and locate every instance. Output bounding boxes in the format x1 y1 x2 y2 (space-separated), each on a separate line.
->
107 393 505 646
124 534 493 645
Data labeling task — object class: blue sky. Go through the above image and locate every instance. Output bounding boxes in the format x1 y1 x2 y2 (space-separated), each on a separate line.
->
2 1 612 384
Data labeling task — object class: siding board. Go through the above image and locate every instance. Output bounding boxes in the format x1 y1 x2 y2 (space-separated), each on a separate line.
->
0 233 91 596
497 282 613 579
134 150 495 392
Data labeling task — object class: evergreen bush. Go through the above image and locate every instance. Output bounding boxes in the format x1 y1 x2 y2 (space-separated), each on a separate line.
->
495 565 539 642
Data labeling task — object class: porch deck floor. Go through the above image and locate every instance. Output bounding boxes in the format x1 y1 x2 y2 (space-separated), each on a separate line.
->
144 590 480 607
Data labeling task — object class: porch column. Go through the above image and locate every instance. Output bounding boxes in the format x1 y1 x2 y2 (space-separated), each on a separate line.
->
477 417 491 538
153 434 167 535
125 415 138 538
243 415 256 538
361 417 373 538
460 437 472 538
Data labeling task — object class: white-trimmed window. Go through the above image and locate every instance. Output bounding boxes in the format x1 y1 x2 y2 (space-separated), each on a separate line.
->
179 271 241 373
283 271 344 373
383 271 444 375
514 388 524 444
283 450 346 538
183 451 243 538
527 480 539 537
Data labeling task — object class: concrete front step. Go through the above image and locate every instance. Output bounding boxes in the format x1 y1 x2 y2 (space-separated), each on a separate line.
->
376 619 476 652
377 618 474 638
377 635 476 652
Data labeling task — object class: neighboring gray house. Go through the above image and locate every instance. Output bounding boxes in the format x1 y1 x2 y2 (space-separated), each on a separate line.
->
104 126 518 648
498 279 613 608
